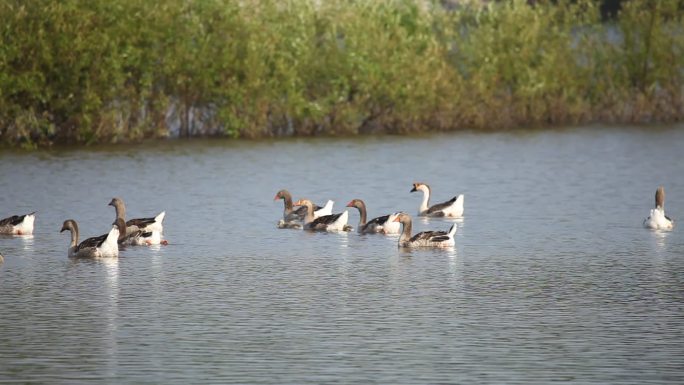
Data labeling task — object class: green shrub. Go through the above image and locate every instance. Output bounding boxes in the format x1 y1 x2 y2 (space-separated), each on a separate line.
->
0 0 682 146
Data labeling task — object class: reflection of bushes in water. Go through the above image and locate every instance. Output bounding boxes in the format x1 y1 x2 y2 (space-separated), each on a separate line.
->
0 0 681 147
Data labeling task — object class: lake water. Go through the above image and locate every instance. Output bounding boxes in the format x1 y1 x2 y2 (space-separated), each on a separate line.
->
1 126 683 384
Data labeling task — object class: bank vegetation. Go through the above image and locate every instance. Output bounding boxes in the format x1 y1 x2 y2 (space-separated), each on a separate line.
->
0 0 682 147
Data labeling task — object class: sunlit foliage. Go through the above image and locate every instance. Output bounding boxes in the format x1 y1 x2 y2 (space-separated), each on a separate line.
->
0 0 681 146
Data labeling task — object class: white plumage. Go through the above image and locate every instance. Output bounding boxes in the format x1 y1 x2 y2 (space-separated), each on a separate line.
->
0 212 35 235
644 208 673 230
643 186 674 230
314 200 334 218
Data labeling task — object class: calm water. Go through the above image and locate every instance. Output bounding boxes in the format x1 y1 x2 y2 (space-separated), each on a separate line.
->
1 127 683 384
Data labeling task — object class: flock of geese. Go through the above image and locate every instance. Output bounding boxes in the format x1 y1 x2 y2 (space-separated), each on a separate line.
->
0 184 675 262
275 183 674 248
275 182 465 247
0 198 166 261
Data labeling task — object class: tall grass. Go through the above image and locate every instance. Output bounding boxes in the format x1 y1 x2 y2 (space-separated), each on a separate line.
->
0 0 682 147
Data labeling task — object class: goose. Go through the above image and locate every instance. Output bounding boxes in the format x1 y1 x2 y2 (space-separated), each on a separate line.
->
0 252 3 263
644 186 674 230
411 182 464 217
108 198 166 245
393 212 456 247
0 212 35 235
346 199 400 234
116 222 166 246
294 198 352 232
60 219 126 258
274 190 333 221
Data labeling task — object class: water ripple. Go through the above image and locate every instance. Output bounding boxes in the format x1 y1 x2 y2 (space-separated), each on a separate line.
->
1 128 684 384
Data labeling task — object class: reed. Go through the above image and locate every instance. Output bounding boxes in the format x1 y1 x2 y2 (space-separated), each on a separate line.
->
0 0 681 147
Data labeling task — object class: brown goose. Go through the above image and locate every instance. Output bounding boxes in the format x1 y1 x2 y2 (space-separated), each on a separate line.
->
345 199 399 234
60 219 126 258
294 199 351 232
274 189 333 227
0 212 35 235
393 212 456 248
108 198 166 245
410 182 464 217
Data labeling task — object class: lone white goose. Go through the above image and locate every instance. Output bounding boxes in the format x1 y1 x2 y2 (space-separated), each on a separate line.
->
643 186 674 230
393 212 456 248
60 219 126 258
0 212 35 235
410 182 464 217
346 199 399 234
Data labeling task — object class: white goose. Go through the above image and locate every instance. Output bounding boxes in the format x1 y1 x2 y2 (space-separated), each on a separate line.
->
411 182 464 217
60 219 125 258
346 199 400 234
393 212 456 248
109 198 167 245
0 212 35 235
644 186 674 230
294 199 351 232
274 189 333 228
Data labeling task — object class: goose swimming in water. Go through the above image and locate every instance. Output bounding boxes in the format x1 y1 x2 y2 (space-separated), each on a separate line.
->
410 182 464 217
0 212 35 235
346 199 400 234
393 212 456 248
643 186 674 230
294 199 352 232
274 189 333 228
108 198 167 245
60 219 126 258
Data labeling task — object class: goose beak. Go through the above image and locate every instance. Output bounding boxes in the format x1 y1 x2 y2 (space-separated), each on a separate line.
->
273 194 280 201
393 215 401 222
345 200 354 207
410 186 417 192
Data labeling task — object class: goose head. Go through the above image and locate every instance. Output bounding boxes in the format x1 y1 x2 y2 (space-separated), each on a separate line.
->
60 219 78 234
410 182 430 194
108 197 124 208
274 189 292 202
60 219 79 246
392 212 411 224
293 198 314 209
108 197 126 219
345 199 366 210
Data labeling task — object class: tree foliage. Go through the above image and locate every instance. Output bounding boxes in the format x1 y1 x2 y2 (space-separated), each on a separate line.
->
0 0 682 147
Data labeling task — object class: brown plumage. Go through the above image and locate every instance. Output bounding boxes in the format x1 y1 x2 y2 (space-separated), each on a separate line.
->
274 189 322 223
655 186 665 210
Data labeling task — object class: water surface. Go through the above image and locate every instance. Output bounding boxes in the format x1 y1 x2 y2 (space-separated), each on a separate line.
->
1 126 683 384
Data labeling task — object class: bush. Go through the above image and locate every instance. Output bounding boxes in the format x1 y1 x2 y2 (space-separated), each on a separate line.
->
0 0 682 146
